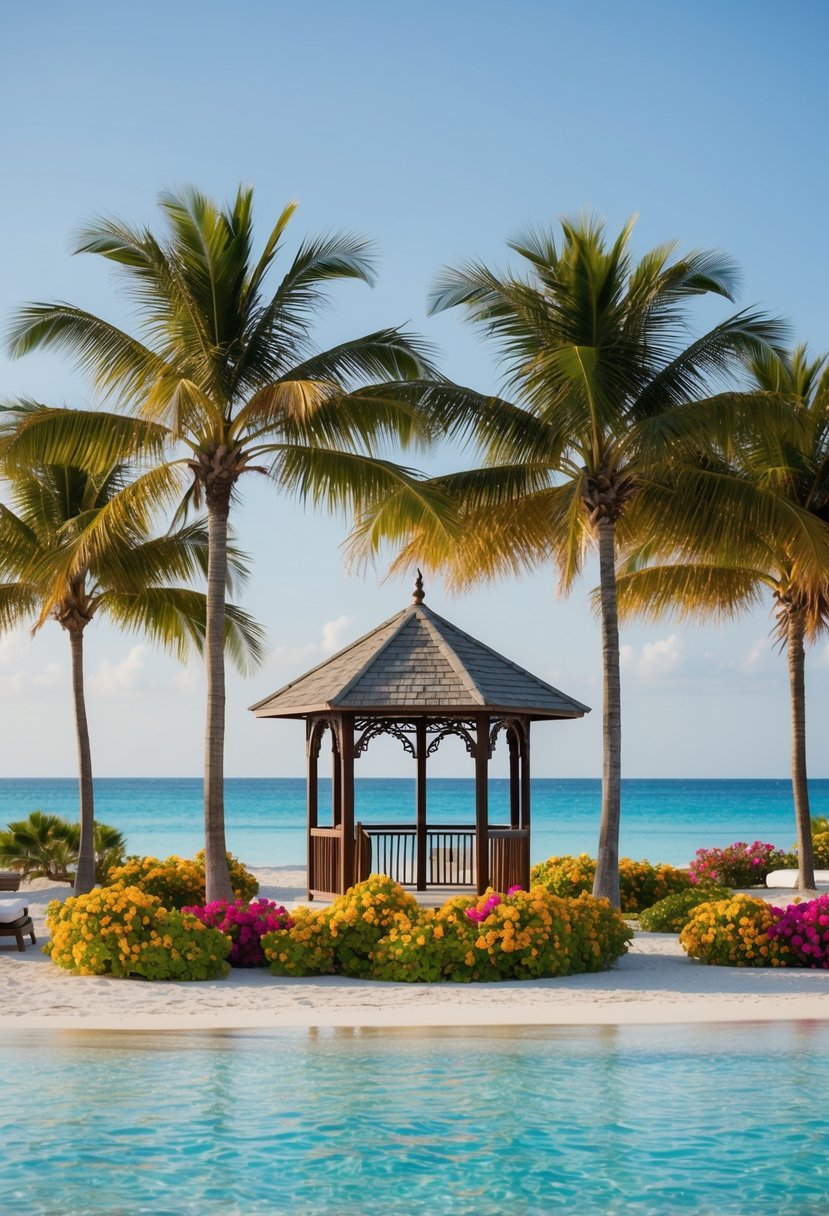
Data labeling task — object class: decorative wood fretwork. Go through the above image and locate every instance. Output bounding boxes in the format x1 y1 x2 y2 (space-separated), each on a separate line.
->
489 716 528 758
425 720 477 757
354 719 416 759
308 717 339 760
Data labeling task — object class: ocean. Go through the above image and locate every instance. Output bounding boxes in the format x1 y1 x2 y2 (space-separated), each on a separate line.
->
0 777 825 868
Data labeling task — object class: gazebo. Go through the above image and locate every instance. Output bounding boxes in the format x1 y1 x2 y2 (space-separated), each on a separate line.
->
250 576 589 900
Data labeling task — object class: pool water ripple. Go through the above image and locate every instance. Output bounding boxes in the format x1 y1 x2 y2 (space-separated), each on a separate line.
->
1 1024 828 1215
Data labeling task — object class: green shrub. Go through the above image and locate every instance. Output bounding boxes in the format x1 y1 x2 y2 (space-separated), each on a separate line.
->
106 851 258 908
0 811 126 884
782 831 829 870
639 886 732 933
45 885 231 980
679 895 790 967
530 854 690 913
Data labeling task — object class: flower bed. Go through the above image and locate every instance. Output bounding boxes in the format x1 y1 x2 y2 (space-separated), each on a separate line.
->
183 898 292 967
106 851 258 908
530 854 690 913
688 841 787 888
767 894 829 968
262 875 632 982
45 885 231 980
679 895 789 967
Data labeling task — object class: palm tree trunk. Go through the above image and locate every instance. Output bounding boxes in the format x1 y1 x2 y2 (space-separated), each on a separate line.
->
788 609 815 890
69 629 96 896
592 518 622 907
204 500 233 902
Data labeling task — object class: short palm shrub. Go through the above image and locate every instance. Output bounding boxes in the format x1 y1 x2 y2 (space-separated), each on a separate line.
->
679 895 790 967
767 894 829 968
45 885 231 979
183 898 292 967
639 886 732 933
688 841 787 888
530 854 689 912
263 877 632 982
0 811 126 884
106 851 258 908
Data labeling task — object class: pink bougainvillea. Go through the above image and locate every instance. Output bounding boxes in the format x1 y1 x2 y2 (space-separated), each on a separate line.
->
183 898 293 967
688 841 786 888
767 894 829 969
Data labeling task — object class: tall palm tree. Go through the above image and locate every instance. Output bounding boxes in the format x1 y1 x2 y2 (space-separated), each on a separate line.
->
0 432 264 895
614 345 829 889
349 216 802 906
7 186 448 900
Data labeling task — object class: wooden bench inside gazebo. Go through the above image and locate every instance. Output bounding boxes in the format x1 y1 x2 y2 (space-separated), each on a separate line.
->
250 576 589 900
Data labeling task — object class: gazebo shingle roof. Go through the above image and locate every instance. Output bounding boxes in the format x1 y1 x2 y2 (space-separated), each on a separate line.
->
249 601 590 720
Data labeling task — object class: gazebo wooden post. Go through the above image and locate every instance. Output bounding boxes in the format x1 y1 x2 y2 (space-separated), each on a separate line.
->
508 728 520 830
306 719 319 900
332 731 342 828
520 721 531 834
338 713 355 894
475 713 490 894
415 717 427 890
520 720 531 890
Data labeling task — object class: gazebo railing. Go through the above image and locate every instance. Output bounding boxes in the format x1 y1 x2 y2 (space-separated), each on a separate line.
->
358 823 527 890
309 827 341 898
488 827 530 894
312 823 531 897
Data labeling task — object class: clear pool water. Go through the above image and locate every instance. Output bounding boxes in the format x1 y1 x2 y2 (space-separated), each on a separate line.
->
2 1023 828 1215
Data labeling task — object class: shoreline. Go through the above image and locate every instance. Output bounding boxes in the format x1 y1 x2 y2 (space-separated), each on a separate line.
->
2 866 828 1032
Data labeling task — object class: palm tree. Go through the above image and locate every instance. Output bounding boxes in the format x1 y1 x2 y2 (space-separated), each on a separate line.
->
349 215 800 906
0 434 264 895
7 186 449 900
614 345 829 889
0 810 126 884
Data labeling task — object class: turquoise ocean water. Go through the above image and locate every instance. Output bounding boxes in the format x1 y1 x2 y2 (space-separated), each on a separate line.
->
1 777 826 867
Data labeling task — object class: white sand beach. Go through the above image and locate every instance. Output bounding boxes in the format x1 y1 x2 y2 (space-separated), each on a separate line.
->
1 866 827 1032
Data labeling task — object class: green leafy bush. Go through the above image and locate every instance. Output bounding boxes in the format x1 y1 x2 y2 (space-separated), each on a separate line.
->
530 854 690 913
679 895 790 967
639 885 732 933
782 831 829 870
106 851 258 908
45 885 231 979
0 811 126 884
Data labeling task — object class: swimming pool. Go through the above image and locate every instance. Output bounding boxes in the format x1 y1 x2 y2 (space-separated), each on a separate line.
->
2 1023 827 1214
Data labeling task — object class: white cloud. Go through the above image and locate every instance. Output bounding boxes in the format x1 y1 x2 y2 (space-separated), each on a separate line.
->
90 645 147 696
321 616 353 655
266 616 355 672
0 629 31 666
620 634 684 681
33 662 63 689
742 636 771 672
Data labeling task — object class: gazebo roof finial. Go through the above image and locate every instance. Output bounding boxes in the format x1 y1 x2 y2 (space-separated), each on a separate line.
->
412 568 425 605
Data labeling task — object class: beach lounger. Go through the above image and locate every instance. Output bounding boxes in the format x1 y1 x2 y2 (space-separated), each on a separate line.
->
0 871 22 891
0 897 36 952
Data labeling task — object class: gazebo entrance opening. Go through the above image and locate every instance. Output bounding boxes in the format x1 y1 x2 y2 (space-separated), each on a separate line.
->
306 713 531 899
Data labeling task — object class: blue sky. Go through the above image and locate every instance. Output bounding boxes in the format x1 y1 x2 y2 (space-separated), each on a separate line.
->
1 0 828 778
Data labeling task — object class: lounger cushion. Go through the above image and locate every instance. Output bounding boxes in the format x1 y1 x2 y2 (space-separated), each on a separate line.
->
0 898 29 923
766 869 829 889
